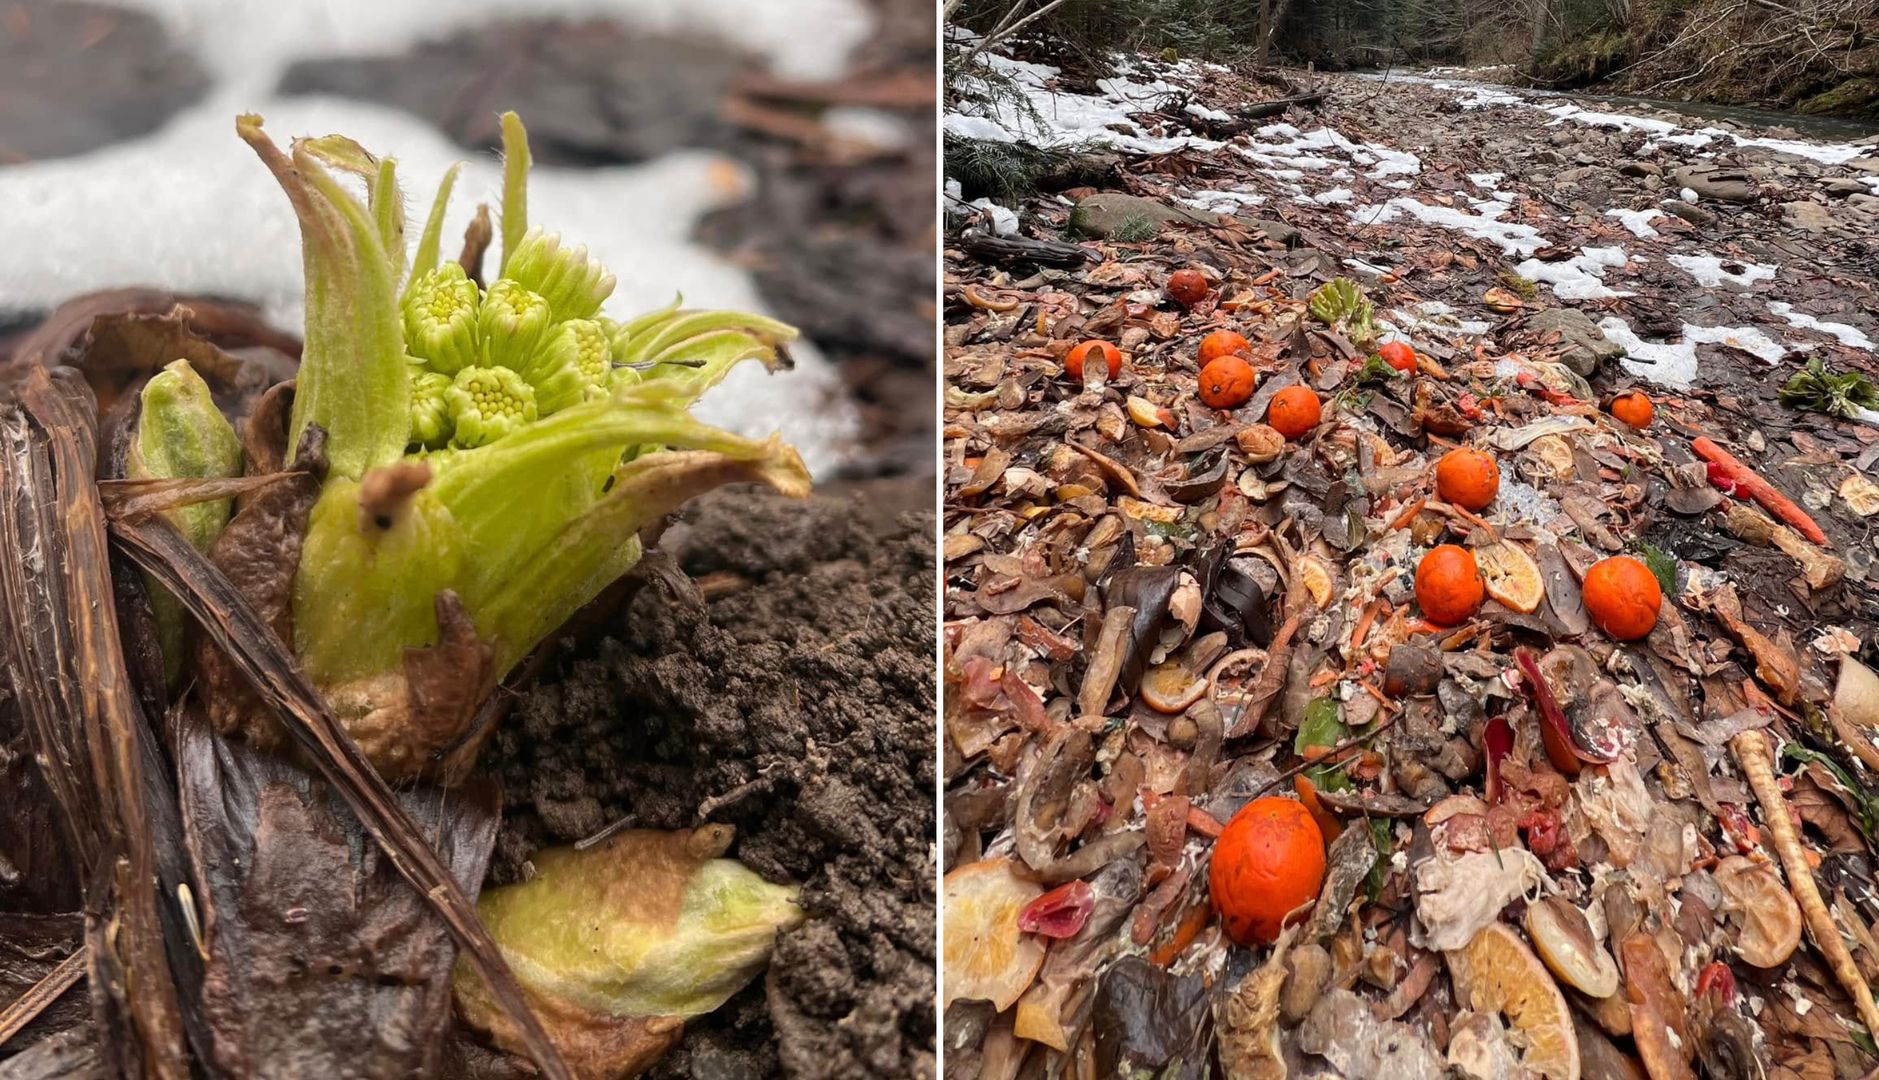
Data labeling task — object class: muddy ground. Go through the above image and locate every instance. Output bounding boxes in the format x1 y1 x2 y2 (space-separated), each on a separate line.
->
483 476 935 1079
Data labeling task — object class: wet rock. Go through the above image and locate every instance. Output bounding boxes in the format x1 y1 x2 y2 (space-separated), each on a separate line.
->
1825 178 1866 198
1846 158 1879 174
1783 200 1839 234
1619 161 1662 177
1664 200 1715 226
1068 193 1222 239
1670 164 1758 204
279 19 744 164
1245 218 1302 249
0 0 210 163
1526 308 1623 377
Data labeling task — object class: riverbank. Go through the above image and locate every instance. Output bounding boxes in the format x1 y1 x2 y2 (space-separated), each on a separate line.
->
943 41 1879 1078
947 50 1879 427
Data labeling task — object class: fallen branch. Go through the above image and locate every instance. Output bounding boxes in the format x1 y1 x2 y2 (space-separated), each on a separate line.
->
959 228 1095 267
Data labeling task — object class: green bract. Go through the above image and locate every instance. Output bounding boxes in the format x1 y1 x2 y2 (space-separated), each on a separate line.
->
127 359 243 683
145 111 811 780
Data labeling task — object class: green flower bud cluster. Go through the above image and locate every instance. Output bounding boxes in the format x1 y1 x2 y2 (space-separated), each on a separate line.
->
397 237 620 449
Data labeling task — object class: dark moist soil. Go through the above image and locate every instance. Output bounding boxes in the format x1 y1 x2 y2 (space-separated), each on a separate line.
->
481 475 936 1080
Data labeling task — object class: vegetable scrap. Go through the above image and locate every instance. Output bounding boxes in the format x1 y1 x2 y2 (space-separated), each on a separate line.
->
944 41 1879 1080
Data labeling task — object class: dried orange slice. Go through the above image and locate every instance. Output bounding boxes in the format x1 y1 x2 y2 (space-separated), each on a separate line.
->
1140 661 1208 714
1525 897 1619 999
1478 541 1544 614
1295 556 1335 609
943 859 1047 1010
1446 923 1581 1080
1126 396 1165 428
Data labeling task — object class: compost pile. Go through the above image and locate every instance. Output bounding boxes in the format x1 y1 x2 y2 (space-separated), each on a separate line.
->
942 47 1879 1080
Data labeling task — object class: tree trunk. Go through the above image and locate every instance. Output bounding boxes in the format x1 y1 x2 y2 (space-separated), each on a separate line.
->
1257 0 1272 66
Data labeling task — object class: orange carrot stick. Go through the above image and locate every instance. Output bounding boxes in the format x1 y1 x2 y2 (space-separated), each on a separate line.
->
1693 436 1828 546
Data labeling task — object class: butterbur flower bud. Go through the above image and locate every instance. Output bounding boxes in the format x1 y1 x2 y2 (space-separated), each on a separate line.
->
504 227 615 321
454 826 802 1079
446 365 537 447
408 369 454 449
521 318 611 415
402 263 482 375
129 359 244 684
478 279 553 371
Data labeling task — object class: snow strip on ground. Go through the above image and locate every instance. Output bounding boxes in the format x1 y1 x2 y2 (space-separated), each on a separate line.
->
1351 198 1545 257
1768 302 1878 349
1516 247 1632 301
1668 254 1778 289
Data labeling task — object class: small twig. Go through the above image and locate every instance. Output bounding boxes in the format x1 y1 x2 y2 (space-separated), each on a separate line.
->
1248 710 1405 803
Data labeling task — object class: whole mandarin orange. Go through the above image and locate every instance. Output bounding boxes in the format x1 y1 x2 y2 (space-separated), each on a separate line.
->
1167 269 1209 307
1415 544 1485 626
1379 341 1418 372
1582 555 1662 640
1064 340 1122 381
1610 391 1654 430
1209 796 1326 946
1435 447 1500 511
1267 385 1322 440
1198 356 1257 409
1199 328 1252 364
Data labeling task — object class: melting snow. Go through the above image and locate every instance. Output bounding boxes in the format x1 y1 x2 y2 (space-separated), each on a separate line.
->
1545 103 1678 134
1668 254 1777 289
1734 135 1867 166
1768 302 1877 349
1185 102 1233 123
1468 172 1504 189
1179 189 1267 213
1516 247 1632 301
1351 198 1546 257
1310 187 1356 205
945 53 1226 154
1605 207 1664 238
1602 317 1788 388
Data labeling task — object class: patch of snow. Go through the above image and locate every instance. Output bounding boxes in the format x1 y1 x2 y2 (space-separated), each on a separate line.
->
1605 207 1664 238
1768 302 1877 349
1734 135 1866 165
1352 197 1547 257
823 107 912 150
1668 253 1777 289
1310 187 1356 205
1185 102 1233 123
1602 317 1789 388
1345 258 1395 277
946 54 1226 155
1544 103 1677 134
968 198 1020 236
1179 189 1267 212
1385 179 1414 189
1468 172 1504 189
1601 319 1702 388
1516 247 1632 301
1680 187 1700 202
1653 130 1719 150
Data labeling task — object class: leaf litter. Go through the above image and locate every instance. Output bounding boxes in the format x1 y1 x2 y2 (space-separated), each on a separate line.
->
944 35 1879 1080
